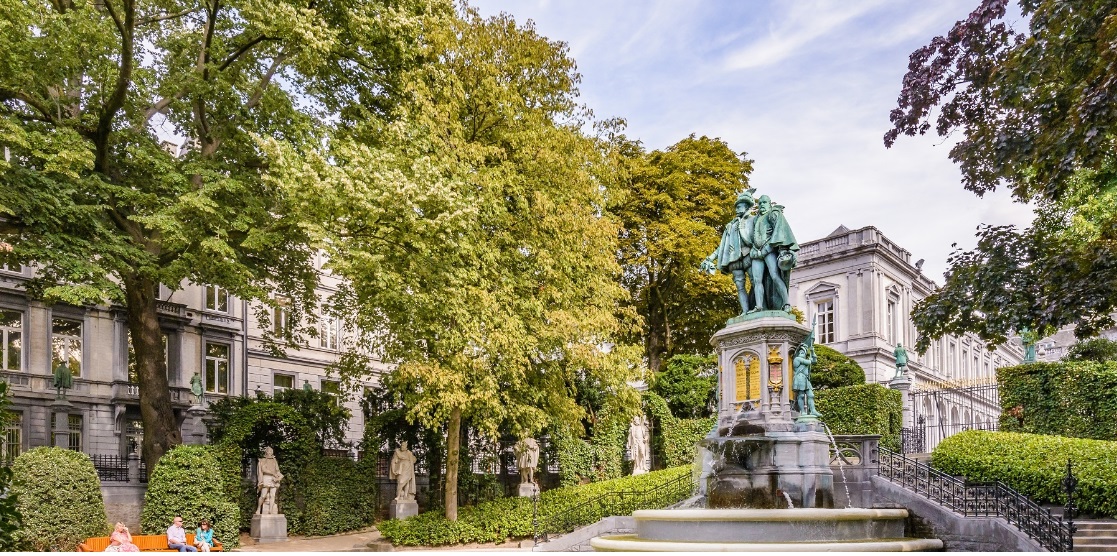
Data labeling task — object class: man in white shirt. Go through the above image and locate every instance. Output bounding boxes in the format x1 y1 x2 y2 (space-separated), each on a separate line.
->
167 516 197 552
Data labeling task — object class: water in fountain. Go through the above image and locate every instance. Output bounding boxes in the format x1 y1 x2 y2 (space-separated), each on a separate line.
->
820 421 852 509
780 489 794 509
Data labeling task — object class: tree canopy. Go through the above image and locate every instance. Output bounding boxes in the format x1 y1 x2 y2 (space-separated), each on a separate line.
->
269 9 643 519
885 0 1117 350
650 353 717 419
611 135 751 373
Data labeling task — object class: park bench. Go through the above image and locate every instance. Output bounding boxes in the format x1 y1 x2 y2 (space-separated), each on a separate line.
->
77 533 224 552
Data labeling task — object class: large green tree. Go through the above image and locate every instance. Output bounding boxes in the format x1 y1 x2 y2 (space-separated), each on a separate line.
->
611 135 751 373
0 0 447 469
885 0 1117 350
269 9 642 520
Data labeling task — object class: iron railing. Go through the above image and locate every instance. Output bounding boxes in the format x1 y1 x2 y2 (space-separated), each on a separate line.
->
91 454 129 482
534 471 692 543
878 447 1073 551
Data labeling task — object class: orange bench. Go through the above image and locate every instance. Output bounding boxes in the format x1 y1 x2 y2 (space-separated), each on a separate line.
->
77 533 224 552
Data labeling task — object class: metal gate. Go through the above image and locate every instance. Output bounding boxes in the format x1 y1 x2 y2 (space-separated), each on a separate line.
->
907 382 1000 454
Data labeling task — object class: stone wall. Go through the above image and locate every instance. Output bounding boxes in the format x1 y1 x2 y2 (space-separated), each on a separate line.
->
102 484 146 531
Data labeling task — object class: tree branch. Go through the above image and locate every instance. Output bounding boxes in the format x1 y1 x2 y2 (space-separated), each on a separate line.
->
96 0 135 173
218 34 278 71
137 7 199 26
143 89 185 122
244 53 287 112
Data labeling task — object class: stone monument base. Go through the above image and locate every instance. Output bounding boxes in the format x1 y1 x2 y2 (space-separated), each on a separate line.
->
702 429 834 509
518 483 539 497
250 514 288 543
389 499 419 520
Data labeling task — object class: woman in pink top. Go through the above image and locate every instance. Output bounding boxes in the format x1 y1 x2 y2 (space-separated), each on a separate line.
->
106 522 139 552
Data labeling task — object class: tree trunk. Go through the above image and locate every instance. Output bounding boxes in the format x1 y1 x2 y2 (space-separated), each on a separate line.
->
444 407 461 521
123 274 182 471
645 283 668 374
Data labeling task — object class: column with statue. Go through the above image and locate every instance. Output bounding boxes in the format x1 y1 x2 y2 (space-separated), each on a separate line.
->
250 446 288 543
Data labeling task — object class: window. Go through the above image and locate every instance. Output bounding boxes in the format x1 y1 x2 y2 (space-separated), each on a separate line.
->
204 343 230 394
815 300 835 344
51 317 83 378
886 301 897 345
949 342 957 378
52 414 82 452
125 419 143 456
321 380 342 404
272 305 288 335
0 262 19 274
319 314 339 350
127 332 168 383
3 411 21 463
204 285 229 312
273 374 294 394
973 356 979 380
0 310 21 371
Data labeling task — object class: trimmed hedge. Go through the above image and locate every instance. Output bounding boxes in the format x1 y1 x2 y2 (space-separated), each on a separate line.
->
644 391 715 469
812 345 867 390
11 447 109 551
292 456 379 536
932 431 1117 517
378 466 690 546
998 362 1117 440
815 383 902 450
141 445 241 548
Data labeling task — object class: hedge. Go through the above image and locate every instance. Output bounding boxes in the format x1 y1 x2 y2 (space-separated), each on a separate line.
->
932 431 1117 517
998 361 1117 441
644 391 715 469
378 465 690 546
11 447 109 551
812 345 867 390
290 456 379 536
815 383 902 450
141 445 241 548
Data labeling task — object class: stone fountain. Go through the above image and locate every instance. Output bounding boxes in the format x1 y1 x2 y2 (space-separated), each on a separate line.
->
590 188 941 551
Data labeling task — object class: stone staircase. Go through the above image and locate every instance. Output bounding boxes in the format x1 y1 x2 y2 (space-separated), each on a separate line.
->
1075 521 1117 552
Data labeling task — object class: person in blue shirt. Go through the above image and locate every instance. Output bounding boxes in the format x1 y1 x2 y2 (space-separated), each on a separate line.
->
194 519 215 552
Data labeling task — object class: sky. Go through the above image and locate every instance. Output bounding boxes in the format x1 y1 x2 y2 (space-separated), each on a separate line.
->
470 0 1035 283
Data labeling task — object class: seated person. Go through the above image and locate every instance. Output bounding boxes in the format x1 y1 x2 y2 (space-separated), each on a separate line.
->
194 520 215 552
105 522 139 552
167 516 197 552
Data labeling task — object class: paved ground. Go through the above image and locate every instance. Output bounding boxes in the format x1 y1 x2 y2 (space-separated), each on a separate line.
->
234 528 531 552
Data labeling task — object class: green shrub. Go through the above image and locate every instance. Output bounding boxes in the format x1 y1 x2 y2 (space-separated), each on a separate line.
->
292 456 379 536
0 383 22 551
932 431 1117 517
661 417 715 468
552 429 595 487
651 354 717 419
812 345 866 390
378 466 690 546
815 383 902 450
1065 337 1117 362
998 362 1117 440
11 447 109 551
141 445 240 548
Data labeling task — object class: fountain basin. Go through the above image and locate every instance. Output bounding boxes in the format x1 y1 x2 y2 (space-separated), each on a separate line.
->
589 508 943 552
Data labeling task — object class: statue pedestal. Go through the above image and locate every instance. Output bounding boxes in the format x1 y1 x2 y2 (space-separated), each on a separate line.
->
704 315 834 509
888 375 913 429
517 483 539 497
389 499 418 520
184 406 208 445
250 513 287 543
50 399 75 448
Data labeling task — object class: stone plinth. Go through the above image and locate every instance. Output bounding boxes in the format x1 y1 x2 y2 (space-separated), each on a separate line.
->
712 314 810 433
250 513 288 543
518 483 539 497
184 406 209 445
389 500 418 520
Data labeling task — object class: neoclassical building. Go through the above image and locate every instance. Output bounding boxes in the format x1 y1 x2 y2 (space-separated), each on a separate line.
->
0 255 384 463
789 225 1024 451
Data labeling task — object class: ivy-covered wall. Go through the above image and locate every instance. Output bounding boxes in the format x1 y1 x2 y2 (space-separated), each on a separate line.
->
815 383 902 450
998 361 1117 441
644 392 714 468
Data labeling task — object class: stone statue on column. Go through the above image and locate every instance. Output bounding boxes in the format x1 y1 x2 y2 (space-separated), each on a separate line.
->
893 343 909 379
628 415 650 475
515 437 540 496
251 446 287 543
388 442 418 519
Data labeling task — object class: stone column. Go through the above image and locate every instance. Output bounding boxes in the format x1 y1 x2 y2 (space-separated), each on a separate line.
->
50 399 74 449
127 452 141 483
888 375 913 429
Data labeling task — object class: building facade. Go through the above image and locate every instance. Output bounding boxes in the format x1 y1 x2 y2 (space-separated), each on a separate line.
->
789 225 1024 451
0 255 383 463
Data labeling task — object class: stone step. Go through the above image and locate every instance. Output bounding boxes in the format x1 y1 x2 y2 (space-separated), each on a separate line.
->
1074 538 1117 546
1075 544 1117 552
1078 522 1117 530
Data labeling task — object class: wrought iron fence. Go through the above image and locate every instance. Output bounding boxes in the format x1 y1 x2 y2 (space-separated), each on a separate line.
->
534 471 693 543
878 447 1073 551
910 382 1000 453
91 454 129 482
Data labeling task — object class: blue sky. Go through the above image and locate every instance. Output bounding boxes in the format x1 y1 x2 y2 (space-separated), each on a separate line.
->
471 0 1034 282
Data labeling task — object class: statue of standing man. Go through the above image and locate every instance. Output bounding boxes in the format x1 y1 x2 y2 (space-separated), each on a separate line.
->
628 415 650 475
255 446 284 515
52 363 73 400
389 441 417 502
894 343 909 379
